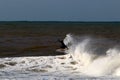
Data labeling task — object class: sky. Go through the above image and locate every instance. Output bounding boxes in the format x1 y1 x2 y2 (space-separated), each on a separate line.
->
0 0 120 21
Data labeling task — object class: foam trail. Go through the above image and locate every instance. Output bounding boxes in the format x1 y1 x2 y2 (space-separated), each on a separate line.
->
63 33 120 76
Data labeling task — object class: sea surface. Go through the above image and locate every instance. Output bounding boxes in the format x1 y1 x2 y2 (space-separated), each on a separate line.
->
0 21 120 57
1 22 120 79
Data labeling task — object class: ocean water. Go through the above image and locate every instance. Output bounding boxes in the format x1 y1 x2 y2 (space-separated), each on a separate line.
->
1 22 120 79
0 22 120 57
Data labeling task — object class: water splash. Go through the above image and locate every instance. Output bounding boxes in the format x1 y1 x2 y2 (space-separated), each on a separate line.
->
63 33 120 76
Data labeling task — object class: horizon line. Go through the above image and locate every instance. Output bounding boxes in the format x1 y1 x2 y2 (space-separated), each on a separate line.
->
0 21 120 22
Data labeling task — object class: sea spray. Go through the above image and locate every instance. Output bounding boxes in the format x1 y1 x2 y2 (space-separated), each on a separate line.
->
63 34 102 65
63 33 120 76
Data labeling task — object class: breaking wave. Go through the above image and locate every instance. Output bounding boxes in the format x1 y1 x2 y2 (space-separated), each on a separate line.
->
63 33 120 76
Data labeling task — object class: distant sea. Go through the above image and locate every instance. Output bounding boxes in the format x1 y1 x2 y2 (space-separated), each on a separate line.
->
0 21 120 57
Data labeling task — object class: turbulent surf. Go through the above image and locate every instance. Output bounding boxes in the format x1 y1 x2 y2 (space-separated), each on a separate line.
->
62 33 120 76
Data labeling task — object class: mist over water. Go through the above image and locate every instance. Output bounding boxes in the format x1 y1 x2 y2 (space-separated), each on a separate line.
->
63 34 120 76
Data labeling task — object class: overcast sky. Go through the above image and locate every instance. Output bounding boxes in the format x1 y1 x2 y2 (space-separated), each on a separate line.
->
0 0 120 21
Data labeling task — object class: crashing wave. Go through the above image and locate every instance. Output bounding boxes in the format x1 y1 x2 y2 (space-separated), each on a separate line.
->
63 33 120 76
